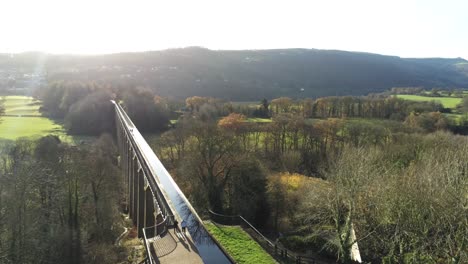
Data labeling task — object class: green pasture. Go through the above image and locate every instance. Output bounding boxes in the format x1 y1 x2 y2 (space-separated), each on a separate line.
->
395 95 462 109
443 113 464 123
246 118 272 123
205 222 276 264
0 96 87 143
0 116 66 140
2 95 41 116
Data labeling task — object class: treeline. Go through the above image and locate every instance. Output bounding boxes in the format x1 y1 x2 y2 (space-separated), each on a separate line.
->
184 95 455 133
390 87 467 97
268 96 448 119
36 81 170 135
35 81 464 138
0 135 125 264
185 95 448 120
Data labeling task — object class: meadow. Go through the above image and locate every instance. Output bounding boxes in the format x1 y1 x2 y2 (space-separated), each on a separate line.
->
395 94 462 108
246 117 272 123
3 96 42 116
0 96 86 143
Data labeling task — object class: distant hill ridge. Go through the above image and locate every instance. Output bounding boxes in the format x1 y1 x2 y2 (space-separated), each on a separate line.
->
1 48 468 100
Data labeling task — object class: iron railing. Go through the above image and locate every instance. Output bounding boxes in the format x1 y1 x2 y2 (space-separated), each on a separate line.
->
144 217 169 238
142 228 155 264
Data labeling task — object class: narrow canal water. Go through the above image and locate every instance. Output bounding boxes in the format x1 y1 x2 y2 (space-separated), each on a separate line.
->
136 132 232 264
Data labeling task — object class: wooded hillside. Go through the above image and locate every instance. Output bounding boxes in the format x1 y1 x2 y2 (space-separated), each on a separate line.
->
2 48 468 100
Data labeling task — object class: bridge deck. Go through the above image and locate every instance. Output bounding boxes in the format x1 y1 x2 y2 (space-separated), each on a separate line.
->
151 228 203 264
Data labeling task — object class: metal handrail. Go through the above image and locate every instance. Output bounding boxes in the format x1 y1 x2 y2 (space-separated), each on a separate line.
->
208 210 273 244
144 216 170 237
142 228 155 264
208 210 239 218
239 215 275 247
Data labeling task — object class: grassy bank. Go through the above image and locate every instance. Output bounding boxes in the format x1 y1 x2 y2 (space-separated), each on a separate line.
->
205 222 276 264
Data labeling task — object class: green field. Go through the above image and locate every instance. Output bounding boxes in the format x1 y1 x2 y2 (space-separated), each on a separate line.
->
0 96 83 142
3 96 41 116
246 118 272 123
395 95 462 109
0 116 67 140
443 113 465 122
205 222 276 264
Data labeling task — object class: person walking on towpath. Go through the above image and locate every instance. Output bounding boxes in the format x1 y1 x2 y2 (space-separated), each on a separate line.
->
181 220 187 233
173 219 179 232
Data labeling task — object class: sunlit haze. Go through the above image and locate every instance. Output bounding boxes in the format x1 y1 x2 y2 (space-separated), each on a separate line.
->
1 0 467 58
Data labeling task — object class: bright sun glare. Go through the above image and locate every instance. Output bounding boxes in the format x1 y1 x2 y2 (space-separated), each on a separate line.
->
0 0 467 58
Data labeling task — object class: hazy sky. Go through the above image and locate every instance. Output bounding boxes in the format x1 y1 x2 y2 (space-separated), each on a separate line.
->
0 0 467 58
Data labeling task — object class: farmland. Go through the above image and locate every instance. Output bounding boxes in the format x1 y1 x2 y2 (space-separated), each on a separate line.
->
395 94 462 109
0 96 84 142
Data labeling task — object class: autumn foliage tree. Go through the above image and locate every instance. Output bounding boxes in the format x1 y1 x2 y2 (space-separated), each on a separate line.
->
185 96 210 112
218 113 246 132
